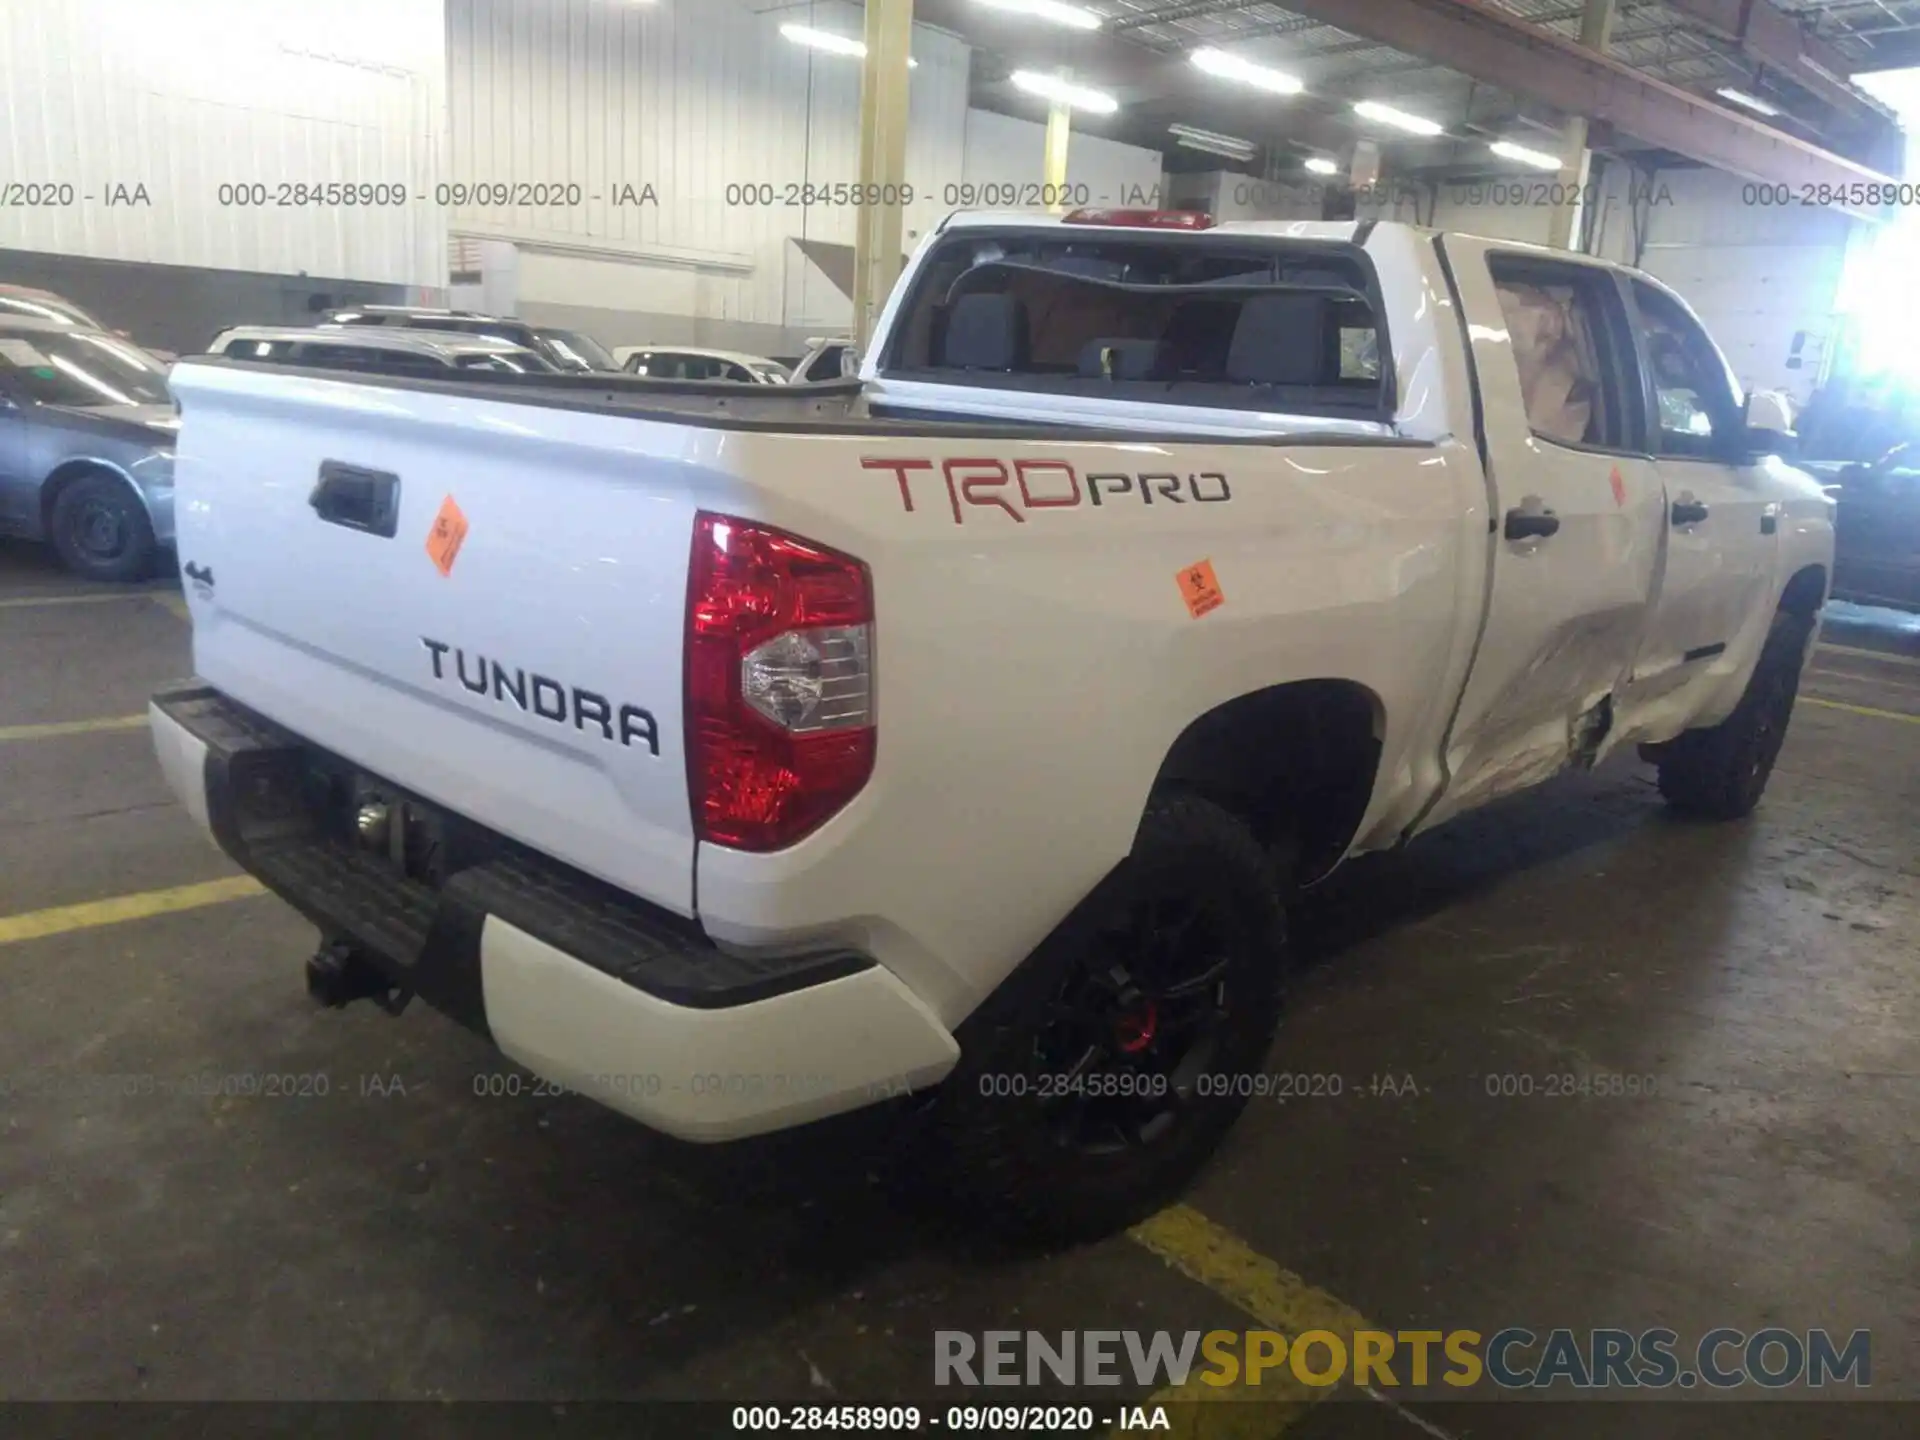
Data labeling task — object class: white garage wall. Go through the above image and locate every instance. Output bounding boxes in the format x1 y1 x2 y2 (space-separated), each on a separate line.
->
1634 169 1853 405
448 0 971 354
0 0 447 288
960 110 1167 209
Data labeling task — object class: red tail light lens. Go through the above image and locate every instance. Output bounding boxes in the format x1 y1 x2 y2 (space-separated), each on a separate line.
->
686 512 875 851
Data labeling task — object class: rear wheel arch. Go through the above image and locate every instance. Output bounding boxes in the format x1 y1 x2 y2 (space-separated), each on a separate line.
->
1150 679 1386 885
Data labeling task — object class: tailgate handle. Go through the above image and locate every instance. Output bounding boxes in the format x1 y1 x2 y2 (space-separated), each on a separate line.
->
310 462 402 538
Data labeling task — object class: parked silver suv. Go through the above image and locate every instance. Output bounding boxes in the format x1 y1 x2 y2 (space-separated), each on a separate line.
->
317 306 618 373
0 318 177 581
208 325 559 377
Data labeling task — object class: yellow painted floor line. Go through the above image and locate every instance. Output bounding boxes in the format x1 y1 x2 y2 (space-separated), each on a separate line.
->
153 592 191 622
1124 1205 1372 1437
0 714 147 744
0 876 266 947
1810 664 1920 694
1817 642 1920 671
1803 696 1920 725
0 589 162 610
1132 1205 1373 1336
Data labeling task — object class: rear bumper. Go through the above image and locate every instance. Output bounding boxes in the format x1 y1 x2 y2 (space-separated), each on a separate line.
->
148 684 958 1141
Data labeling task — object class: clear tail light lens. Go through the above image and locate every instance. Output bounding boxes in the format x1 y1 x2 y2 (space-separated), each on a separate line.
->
686 513 876 851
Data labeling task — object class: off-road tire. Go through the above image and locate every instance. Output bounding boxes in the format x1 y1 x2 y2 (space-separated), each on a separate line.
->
907 791 1291 1244
1656 609 1814 820
49 470 157 583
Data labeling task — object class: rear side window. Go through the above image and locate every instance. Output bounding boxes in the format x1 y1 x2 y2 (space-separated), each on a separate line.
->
292 343 445 377
880 231 1391 417
455 351 555 373
802 345 847 381
288 343 371 369
219 338 298 361
627 352 688 378
1488 257 1637 452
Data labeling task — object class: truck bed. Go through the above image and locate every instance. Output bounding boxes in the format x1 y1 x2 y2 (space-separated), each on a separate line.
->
185 355 1406 442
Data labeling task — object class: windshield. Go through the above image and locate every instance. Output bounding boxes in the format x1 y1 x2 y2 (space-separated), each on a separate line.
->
881 230 1390 417
536 328 618 371
0 329 172 407
0 291 102 328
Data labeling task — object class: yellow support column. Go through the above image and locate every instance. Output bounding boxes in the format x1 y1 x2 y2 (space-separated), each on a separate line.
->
851 0 916 350
1548 0 1618 251
1043 81 1072 213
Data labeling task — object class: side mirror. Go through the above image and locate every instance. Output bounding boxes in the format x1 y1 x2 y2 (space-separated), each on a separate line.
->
1743 389 1796 458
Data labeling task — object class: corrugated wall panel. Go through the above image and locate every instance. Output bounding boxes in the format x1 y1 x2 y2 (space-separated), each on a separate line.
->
447 0 970 339
0 0 446 287
961 110 1166 209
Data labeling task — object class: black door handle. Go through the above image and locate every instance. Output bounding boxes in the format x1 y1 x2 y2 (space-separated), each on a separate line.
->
310 461 401 538
1504 506 1561 541
1671 500 1710 526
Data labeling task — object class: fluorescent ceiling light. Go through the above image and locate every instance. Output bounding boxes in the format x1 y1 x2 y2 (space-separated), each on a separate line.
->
1353 99 1443 136
1189 47 1304 96
1490 139 1563 170
973 0 1101 30
1716 86 1780 116
1168 123 1255 160
780 23 917 66
1304 156 1340 176
1010 70 1119 114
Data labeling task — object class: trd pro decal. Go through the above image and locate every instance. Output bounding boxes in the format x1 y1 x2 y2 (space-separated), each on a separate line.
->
862 457 1231 524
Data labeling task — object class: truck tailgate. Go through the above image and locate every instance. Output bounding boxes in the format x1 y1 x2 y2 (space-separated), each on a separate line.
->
168 362 706 916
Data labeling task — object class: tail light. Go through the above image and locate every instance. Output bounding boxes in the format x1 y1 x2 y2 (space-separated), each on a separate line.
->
686 512 875 851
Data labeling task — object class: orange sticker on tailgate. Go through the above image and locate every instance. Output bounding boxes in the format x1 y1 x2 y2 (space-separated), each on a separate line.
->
426 495 469 577
1177 559 1225 619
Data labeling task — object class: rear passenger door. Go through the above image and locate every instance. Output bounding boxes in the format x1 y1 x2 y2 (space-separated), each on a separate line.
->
1623 277 1778 699
1424 239 1669 826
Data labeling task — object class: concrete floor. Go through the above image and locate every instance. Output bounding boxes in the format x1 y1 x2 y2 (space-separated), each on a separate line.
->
1 537 1915 1437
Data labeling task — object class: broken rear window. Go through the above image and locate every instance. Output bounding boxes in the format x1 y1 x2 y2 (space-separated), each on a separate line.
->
879 230 1392 419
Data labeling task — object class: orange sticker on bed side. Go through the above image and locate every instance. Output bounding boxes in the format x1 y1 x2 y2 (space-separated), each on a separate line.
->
1609 465 1627 508
1177 559 1225 619
426 495 470 577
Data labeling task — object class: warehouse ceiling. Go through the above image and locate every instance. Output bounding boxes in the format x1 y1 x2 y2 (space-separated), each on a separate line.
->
906 0 1920 192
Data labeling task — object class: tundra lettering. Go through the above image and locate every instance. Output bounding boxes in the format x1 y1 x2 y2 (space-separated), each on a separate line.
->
420 637 660 754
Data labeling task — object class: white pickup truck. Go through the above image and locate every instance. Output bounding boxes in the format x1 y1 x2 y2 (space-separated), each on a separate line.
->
150 212 1833 1239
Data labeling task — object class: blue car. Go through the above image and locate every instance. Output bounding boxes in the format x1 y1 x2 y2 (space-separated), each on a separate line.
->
0 316 177 581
